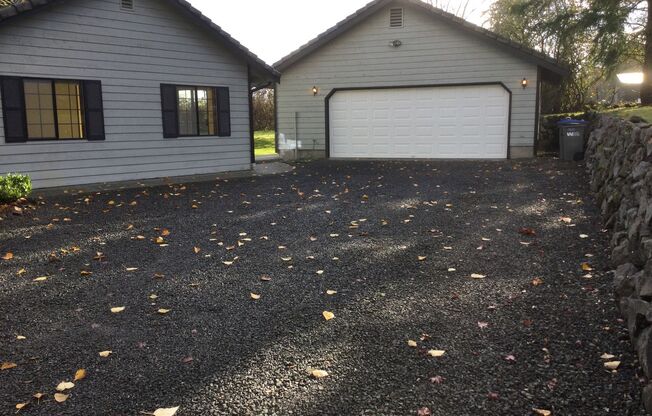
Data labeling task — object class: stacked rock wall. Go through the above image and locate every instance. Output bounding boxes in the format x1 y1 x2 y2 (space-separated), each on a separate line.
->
585 115 652 409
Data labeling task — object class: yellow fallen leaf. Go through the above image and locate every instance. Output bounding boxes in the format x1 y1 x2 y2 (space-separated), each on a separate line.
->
418 256 427 261
533 409 552 416
33 276 48 282
155 237 165 244
193 247 201 254
54 393 68 403
427 350 446 357
326 290 337 295
56 381 74 391
74 368 87 381
17 268 26 276
16 402 28 410
322 311 335 321
157 309 171 314
16 335 26 340
80 270 93 276
581 262 593 271
110 306 125 313
1 362 17 370
311 369 329 378
250 293 261 300
470 274 486 279
161 229 171 236
99 350 112 357
604 361 620 370
407 340 417 347
153 407 180 416
2 252 14 260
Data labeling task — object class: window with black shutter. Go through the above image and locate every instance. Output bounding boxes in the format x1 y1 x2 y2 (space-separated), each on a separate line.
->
160 84 230 138
0 76 105 143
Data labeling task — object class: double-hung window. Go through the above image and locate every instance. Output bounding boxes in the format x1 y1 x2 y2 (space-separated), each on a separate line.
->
0 77 105 142
160 84 230 138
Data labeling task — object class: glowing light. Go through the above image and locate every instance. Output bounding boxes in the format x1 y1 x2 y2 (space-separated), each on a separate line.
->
617 72 644 85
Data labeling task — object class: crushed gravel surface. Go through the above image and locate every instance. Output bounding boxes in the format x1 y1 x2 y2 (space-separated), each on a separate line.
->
0 159 645 415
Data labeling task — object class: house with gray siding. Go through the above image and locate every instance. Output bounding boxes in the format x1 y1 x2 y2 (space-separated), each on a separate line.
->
274 0 567 160
0 0 278 188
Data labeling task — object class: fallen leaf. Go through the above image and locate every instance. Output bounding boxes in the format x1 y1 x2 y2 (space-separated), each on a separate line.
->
110 306 125 313
326 290 337 295
427 350 446 357
250 293 261 300
1 362 17 370
33 276 48 282
447 268 456 272
600 353 615 360
74 368 87 381
519 227 536 236
477 321 489 329
56 381 74 391
125 267 138 272
581 262 593 271
33 393 45 400
604 361 620 370
152 407 180 416
531 277 544 286
80 270 93 276
322 311 335 321
2 252 14 260
161 229 170 236
560 217 572 224
193 247 201 254
316 270 324 275
430 375 444 384
54 393 68 403
470 274 486 279
99 350 112 357
260 275 272 281
16 402 28 410
417 407 432 416
418 256 427 261
533 409 552 416
407 340 417 347
157 309 171 314
16 335 26 340
310 369 329 378
579 234 589 239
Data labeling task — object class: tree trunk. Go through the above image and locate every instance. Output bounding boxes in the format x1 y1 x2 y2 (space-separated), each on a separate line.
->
641 3 652 104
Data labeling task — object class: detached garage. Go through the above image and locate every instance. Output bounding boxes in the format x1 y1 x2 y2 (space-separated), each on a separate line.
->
275 0 567 160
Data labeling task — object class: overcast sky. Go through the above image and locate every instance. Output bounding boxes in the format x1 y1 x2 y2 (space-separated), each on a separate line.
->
188 0 497 65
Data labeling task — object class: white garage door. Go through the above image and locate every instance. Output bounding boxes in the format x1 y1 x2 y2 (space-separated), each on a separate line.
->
329 85 510 159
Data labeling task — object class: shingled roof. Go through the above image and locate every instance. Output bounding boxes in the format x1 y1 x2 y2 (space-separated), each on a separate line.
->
0 0 279 82
274 0 568 80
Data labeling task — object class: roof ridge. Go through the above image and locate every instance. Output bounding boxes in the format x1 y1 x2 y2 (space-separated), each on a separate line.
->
273 0 567 77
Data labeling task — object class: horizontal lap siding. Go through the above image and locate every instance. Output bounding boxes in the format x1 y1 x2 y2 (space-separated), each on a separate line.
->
277 4 539 151
0 0 251 188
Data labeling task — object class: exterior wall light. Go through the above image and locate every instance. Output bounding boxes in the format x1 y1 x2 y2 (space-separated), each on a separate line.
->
390 40 402 48
521 78 528 88
312 86 319 96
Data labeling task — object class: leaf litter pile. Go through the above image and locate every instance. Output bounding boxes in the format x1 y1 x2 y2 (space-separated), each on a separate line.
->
0 160 643 415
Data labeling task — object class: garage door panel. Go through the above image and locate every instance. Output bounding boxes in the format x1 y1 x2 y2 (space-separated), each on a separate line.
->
330 85 509 159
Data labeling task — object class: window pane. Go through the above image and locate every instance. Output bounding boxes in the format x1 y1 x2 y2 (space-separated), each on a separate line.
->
207 88 216 135
24 80 55 139
54 80 84 139
197 88 209 136
177 87 197 136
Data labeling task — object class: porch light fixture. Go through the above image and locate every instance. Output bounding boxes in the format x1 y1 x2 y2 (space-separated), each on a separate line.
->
521 78 528 88
312 86 318 96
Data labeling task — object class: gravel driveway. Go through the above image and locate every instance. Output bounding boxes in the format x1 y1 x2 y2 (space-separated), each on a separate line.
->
0 159 645 415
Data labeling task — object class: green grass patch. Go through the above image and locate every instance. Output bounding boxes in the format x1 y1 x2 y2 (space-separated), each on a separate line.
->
602 106 652 122
254 130 277 156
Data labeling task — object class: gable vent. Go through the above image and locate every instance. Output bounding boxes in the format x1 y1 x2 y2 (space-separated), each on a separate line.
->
120 0 134 10
389 8 403 28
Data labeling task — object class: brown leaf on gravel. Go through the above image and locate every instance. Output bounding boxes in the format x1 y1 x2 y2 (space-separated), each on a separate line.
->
581 262 593 271
531 277 544 286
533 409 552 416
193 247 201 254
417 407 432 416
260 275 272 282
487 392 500 401
74 369 87 381
161 229 170 236
560 217 572 224
33 393 45 400
16 402 28 410
1 362 17 370
56 381 74 391
2 252 13 260
519 227 536 236
54 393 68 403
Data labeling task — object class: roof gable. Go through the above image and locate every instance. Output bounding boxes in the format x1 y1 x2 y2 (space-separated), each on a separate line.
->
0 0 279 83
274 0 568 80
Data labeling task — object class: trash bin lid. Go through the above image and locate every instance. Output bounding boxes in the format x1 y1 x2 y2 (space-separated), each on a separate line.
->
556 118 588 126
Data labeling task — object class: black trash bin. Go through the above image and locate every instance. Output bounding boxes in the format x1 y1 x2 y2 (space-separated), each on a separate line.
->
557 119 588 161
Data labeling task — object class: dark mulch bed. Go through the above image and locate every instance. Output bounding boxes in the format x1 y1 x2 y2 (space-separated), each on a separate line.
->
0 159 644 415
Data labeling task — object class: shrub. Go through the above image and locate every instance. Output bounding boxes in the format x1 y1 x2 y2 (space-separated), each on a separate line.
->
0 173 32 203
538 110 599 155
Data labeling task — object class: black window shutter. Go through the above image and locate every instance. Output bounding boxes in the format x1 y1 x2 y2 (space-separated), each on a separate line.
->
160 84 178 138
82 80 105 141
1 77 27 143
216 87 231 137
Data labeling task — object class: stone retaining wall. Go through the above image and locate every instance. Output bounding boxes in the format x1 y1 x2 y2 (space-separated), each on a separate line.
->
586 115 652 410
